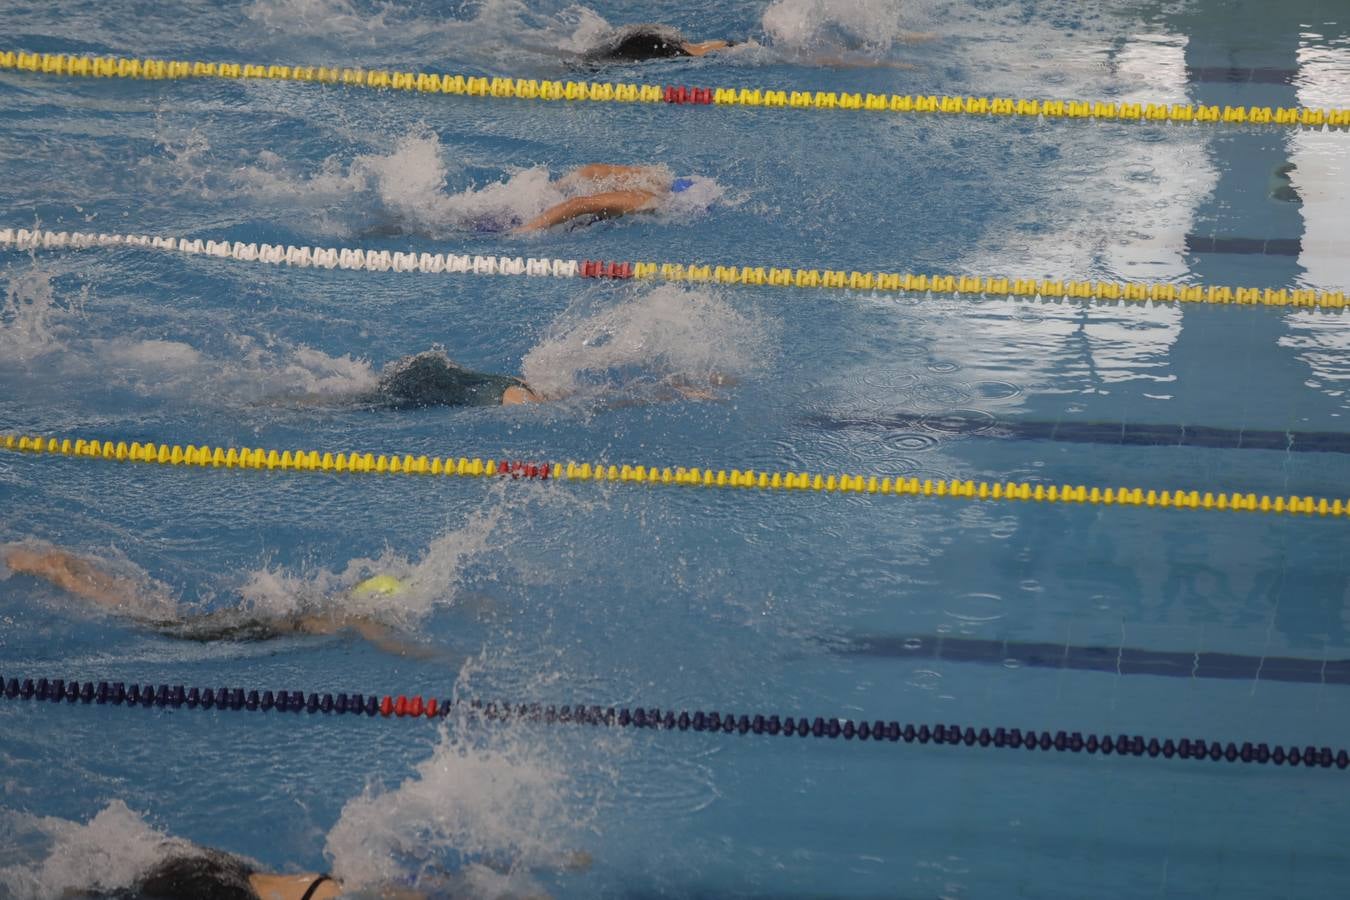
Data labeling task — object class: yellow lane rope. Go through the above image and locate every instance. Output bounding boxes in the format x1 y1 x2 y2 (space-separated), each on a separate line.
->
4 226 1346 311
4 434 1346 519
3 50 1348 131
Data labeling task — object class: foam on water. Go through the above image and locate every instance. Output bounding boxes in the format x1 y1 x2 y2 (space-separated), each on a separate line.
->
760 0 924 55
243 0 612 68
325 722 587 895
520 283 771 401
235 129 558 237
0 264 379 407
237 500 506 629
0 268 86 363
0 801 192 899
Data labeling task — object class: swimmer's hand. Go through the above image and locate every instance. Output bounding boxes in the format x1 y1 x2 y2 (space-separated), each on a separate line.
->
668 372 739 401
561 850 593 872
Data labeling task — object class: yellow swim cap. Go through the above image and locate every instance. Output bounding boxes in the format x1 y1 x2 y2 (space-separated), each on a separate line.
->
350 574 406 597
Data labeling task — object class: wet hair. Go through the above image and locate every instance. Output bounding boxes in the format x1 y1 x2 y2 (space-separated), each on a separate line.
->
74 849 259 899
371 350 522 409
583 24 689 63
135 852 258 899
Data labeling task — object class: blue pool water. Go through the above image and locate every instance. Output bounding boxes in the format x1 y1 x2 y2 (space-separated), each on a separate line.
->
2 0 1350 897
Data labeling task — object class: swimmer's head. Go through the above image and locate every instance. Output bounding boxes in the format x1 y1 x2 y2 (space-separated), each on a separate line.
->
670 177 695 193
350 574 406 598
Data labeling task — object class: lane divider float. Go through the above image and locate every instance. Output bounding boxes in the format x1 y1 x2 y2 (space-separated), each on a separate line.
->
3 50 1348 132
4 433 1348 519
4 226 1346 311
4 673 1346 771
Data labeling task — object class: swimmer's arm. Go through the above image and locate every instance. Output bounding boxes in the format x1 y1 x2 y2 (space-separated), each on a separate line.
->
514 190 659 232
556 164 663 191
3 546 142 611
344 617 445 661
596 373 737 410
667 372 739 401
681 40 732 56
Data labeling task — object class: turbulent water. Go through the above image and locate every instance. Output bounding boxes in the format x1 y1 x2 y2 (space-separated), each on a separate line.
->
3 0 1350 897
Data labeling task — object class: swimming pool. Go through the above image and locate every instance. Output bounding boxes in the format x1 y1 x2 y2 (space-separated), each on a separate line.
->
2 0 1350 896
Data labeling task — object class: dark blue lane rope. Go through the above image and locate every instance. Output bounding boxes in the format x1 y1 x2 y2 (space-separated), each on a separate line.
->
4 674 1347 771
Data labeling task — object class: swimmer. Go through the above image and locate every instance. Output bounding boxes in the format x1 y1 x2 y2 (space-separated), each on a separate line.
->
580 23 735 65
2 544 434 659
577 22 936 69
365 348 541 408
66 839 591 898
512 164 703 233
358 348 732 409
66 845 415 899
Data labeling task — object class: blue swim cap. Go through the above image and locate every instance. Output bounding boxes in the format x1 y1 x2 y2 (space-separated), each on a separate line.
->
670 177 695 193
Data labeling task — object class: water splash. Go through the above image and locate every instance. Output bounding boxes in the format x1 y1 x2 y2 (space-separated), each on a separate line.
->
237 502 506 630
0 801 191 899
0 268 377 407
325 719 587 895
243 0 612 67
0 268 87 363
234 129 557 237
520 284 770 401
242 0 399 40
761 0 917 55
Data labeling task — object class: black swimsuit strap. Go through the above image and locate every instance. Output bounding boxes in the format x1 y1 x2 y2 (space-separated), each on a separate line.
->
300 873 334 900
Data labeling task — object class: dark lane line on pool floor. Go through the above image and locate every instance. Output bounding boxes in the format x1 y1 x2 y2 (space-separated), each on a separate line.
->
803 412 1350 454
1185 234 1303 256
835 633 1348 685
1186 65 1300 85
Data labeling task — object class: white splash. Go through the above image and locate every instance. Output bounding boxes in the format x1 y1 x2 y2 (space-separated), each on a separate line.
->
0 267 85 362
235 130 560 237
324 724 581 894
237 504 505 629
761 0 914 54
243 0 613 66
0 268 378 407
520 284 770 400
242 0 397 39
0 801 189 899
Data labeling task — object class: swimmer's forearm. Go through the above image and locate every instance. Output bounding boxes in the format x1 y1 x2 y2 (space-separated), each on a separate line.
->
682 40 731 56
5 547 141 609
347 618 442 661
515 191 655 232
